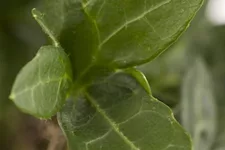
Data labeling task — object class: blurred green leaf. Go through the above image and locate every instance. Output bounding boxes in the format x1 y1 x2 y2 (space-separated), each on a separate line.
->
10 46 73 118
213 131 225 150
181 58 217 150
58 72 191 150
207 26 225 150
185 10 225 148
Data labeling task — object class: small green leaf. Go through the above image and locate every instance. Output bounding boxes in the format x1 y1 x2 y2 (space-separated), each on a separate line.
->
181 58 217 150
58 72 191 150
10 46 73 118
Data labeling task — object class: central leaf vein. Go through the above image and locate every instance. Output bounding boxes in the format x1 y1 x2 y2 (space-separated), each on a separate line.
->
84 92 140 150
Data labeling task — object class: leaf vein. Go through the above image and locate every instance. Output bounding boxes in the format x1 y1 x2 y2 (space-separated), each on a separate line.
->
85 129 112 149
85 92 140 150
51 78 63 114
12 78 63 98
98 0 171 48
118 99 143 125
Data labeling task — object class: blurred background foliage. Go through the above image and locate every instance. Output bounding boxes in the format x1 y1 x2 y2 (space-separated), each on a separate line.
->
1 0 225 150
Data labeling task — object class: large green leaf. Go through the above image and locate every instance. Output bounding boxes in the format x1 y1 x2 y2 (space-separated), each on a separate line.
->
10 46 73 118
84 0 203 67
58 72 191 150
34 0 203 80
181 58 217 150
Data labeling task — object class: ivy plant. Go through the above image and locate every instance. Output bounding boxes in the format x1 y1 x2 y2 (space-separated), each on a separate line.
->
10 0 203 149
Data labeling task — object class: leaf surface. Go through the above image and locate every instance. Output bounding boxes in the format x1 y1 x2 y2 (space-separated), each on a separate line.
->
35 0 203 79
58 72 191 150
84 0 203 67
10 46 73 118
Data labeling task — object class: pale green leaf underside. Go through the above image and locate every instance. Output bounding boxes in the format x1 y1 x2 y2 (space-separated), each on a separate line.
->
35 0 203 79
58 72 191 150
10 46 73 118
181 58 217 150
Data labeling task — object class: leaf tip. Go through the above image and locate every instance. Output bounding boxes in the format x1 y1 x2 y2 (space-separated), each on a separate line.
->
31 8 60 47
31 8 41 19
9 93 15 101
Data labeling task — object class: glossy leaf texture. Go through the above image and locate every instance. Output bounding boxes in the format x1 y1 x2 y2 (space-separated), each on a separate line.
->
10 46 73 118
35 0 203 80
58 72 191 150
181 58 217 150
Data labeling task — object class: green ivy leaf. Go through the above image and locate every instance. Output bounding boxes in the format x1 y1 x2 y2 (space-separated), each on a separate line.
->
34 0 203 80
10 46 73 118
181 58 217 150
58 72 191 150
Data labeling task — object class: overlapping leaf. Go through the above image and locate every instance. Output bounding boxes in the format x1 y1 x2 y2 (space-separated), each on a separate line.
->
35 0 203 79
10 46 73 118
58 72 191 150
